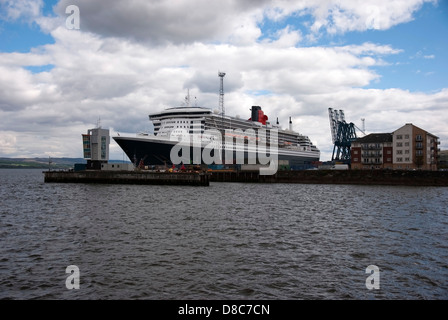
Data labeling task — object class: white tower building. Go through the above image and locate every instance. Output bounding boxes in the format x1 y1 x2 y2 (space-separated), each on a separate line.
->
82 127 110 169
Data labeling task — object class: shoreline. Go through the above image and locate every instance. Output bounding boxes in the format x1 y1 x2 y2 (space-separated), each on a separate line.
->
41 169 448 187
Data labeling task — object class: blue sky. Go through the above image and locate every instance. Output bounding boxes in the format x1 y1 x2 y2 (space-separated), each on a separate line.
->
0 17 52 53
352 1 448 92
0 0 447 160
0 0 53 52
258 1 448 92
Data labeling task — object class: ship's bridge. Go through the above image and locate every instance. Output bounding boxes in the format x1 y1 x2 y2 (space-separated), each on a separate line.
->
149 107 212 120
150 107 212 137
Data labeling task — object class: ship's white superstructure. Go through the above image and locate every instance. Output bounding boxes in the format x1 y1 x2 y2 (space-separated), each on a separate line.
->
114 103 320 169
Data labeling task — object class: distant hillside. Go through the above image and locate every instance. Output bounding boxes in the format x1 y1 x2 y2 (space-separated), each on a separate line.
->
0 158 130 169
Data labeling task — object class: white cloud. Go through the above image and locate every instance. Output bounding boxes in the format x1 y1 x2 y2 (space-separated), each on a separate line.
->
263 25 303 48
0 132 17 155
0 0 43 21
0 66 44 111
265 0 436 36
411 50 437 60
52 0 267 45
0 0 446 161
47 0 436 45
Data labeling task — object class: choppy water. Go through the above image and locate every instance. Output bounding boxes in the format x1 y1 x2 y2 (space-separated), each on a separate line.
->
0 169 447 300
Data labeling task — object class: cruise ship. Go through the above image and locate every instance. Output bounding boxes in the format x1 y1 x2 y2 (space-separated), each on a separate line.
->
113 98 320 170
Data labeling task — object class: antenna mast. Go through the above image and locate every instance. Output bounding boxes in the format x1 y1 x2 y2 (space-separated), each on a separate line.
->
184 89 191 107
218 71 226 115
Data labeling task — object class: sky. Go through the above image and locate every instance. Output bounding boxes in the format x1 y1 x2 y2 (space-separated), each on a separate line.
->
0 0 447 161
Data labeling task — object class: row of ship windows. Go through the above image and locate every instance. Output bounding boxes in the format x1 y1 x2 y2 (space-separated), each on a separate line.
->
163 126 194 129
157 126 301 144
163 120 202 124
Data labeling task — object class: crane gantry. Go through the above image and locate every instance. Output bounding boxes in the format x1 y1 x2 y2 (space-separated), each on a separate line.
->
328 108 359 162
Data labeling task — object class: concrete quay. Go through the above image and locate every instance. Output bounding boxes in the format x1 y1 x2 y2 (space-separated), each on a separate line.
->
43 169 448 187
44 170 210 186
209 169 448 186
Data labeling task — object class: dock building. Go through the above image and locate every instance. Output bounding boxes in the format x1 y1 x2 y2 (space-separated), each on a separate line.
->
351 124 440 171
82 127 110 170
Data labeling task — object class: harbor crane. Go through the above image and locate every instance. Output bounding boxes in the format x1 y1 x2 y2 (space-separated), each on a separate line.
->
328 108 364 162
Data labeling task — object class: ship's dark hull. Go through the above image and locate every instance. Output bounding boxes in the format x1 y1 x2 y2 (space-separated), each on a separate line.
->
114 136 320 169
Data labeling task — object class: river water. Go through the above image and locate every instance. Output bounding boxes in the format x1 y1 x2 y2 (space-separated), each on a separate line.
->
1 169 447 300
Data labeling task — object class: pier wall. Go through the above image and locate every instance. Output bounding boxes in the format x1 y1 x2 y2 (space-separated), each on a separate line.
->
209 169 448 186
44 170 210 186
44 169 448 187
